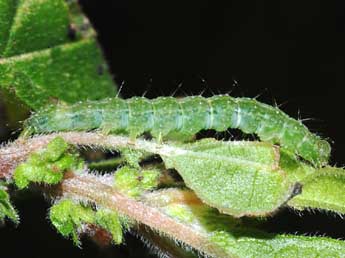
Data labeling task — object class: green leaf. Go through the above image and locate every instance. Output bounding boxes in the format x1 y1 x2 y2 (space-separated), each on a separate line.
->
278 152 345 215
161 139 295 217
95 208 123 245
50 199 126 246
13 137 83 189
114 166 160 197
50 199 95 245
0 0 69 57
0 0 15 54
120 148 145 168
0 0 116 109
43 136 69 161
145 188 345 258
0 186 18 224
288 166 345 214
210 230 345 258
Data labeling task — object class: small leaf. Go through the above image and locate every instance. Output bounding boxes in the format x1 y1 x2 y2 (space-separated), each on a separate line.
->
0 185 18 224
13 137 83 189
161 139 295 217
120 148 145 168
50 199 126 246
43 136 69 161
50 199 95 245
0 0 116 109
95 208 123 245
114 166 159 197
114 166 142 197
141 169 160 191
14 163 61 189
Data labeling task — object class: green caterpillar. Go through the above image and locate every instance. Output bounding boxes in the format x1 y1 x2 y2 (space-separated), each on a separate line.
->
25 95 330 166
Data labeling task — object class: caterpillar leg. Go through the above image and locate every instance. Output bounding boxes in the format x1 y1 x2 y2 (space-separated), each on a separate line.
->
155 132 164 144
100 125 112 135
19 127 34 139
164 131 196 142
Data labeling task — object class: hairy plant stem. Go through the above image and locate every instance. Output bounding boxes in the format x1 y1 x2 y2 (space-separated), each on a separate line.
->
60 173 224 257
0 131 280 177
0 132 184 178
0 132 339 212
0 132 226 257
2 132 345 257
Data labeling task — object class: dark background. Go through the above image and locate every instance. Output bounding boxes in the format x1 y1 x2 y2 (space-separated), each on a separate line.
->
1 0 345 257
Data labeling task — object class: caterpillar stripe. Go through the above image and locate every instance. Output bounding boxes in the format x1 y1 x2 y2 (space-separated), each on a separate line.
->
25 95 330 166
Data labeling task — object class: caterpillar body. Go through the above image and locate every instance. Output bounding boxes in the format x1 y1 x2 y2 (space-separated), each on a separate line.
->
26 95 330 166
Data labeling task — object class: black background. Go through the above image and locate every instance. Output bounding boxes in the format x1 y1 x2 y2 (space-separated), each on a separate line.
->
1 0 345 257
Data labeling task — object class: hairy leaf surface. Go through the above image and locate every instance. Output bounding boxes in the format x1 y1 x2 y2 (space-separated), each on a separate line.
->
279 152 345 215
0 185 18 223
144 188 345 258
160 139 295 217
288 167 345 214
0 0 116 109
